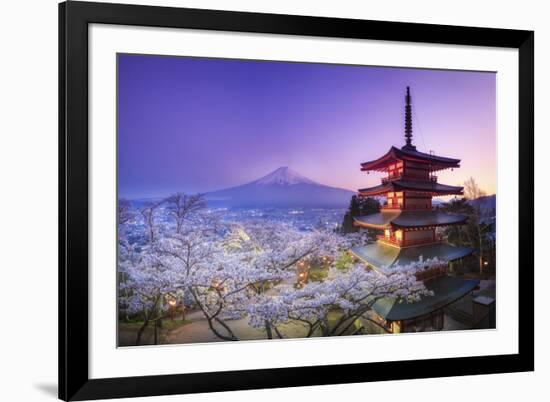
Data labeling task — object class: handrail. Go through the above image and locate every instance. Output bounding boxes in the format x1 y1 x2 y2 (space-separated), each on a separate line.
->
377 234 444 248
380 204 433 211
381 174 438 183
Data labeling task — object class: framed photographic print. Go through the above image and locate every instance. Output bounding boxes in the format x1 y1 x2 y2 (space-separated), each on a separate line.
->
59 1 534 400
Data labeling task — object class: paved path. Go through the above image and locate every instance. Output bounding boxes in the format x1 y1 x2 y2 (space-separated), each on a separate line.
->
163 310 312 344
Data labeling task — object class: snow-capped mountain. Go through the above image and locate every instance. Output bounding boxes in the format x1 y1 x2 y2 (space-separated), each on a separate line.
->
206 167 354 208
253 167 318 186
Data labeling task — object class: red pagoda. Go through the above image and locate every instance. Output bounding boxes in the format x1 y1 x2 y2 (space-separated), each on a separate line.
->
350 87 478 333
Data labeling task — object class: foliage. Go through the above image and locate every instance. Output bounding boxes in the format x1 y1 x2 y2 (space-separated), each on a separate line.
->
438 177 496 273
308 266 329 282
341 195 379 234
334 251 354 270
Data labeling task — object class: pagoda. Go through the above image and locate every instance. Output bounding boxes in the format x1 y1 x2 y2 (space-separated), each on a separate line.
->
350 87 478 333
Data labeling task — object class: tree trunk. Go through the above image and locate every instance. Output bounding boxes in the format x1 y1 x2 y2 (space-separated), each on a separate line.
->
274 326 284 339
265 320 273 339
136 319 149 346
153 319 160 345
321 319 330 336
478 228 484 274
205 317 238 341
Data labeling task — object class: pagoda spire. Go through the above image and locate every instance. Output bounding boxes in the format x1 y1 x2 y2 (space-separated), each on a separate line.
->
403 86 416 150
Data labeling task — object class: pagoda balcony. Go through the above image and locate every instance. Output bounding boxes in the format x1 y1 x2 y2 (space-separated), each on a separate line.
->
381 174 438 184
376 234 444 248
380 204 433 211
376 234 399 246
380 204 401 210
381 175 405 184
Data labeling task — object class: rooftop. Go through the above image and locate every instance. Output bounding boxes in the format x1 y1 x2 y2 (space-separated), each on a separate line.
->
354 210 468 229
360 146 461 173
358 179 464 196
372 275 480 321
350 242 474 270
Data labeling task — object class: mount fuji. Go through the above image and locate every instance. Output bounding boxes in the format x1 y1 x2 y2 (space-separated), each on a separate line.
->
206 167 354 208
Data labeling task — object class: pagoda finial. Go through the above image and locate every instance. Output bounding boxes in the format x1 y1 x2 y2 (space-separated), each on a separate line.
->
403 86 416 150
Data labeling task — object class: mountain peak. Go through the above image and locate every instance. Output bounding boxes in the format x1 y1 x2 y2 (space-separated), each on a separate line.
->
253 167 319 186
207 166 354 207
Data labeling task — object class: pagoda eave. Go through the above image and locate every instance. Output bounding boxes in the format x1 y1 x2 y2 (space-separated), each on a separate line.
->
354 211 468 230
353 219 389 230
360 146 461 173
357 184 394 197
358 180 464 197
353 210 399 229
391 211 468 228
360 147 400 172
372 275 480 322
350 242 474 271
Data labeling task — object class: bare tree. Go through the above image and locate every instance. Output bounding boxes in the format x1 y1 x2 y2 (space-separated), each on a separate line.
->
164 193 206 234
464 177 486 201
118 199 134 226
463 177 487 273
140 202 162 244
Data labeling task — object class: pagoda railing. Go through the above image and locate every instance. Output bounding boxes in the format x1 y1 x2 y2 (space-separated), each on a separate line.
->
380 204 433 211
381 174 438 184
380 204 400 210
377 234 399 246
377 234 444 248
402 235 444 247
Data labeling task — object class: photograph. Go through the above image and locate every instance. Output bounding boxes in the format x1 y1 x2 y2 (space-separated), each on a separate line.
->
0 0 542 401
116 53 497 347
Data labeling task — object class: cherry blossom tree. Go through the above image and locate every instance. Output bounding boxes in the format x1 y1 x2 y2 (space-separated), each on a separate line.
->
118 193 434 344
119 200 173 345
248 259 437 338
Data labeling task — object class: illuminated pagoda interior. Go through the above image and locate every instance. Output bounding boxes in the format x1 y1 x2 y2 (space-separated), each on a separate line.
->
350 87 479 333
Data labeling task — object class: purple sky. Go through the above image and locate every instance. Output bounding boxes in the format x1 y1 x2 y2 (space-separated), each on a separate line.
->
118 54 496 199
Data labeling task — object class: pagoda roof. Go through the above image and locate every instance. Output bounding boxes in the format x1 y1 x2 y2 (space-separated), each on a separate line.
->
372 275 480 321
350 242 474 271
361 146 461 172
354 210 468 229
358 180 464 196
354 210 401 229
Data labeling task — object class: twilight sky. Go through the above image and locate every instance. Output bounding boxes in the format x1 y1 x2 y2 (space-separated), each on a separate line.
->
118 54 496 199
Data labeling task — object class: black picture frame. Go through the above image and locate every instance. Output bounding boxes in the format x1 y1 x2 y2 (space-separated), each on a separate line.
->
59 1 534 400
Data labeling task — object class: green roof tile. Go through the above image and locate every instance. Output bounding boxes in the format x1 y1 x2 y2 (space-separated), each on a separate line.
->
372 275 479 321
350 242 473 270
